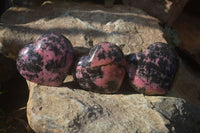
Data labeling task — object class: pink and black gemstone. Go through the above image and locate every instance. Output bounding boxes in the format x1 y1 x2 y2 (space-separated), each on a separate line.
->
127 42 178 95
17 33 73 86
75 42 126 93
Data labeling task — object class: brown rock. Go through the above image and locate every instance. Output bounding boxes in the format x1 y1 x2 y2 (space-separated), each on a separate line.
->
122 0 189 25
27 77 200 133
171 12 200 108
0 1 166 59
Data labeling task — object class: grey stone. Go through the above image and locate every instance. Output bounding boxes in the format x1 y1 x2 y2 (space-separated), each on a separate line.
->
27 78 200 133
0 1 166 59
146 96 200 133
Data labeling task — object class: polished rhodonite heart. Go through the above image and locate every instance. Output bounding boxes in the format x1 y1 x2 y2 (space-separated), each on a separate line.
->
127 42 178 95
17 33 73 86
75 42 126 93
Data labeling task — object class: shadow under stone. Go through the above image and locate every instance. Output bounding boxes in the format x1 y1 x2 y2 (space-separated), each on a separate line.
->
0 72 29 113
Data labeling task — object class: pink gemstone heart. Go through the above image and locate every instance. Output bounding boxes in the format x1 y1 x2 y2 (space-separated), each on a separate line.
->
127 42 178 95
75 42 126 93
17 33 73 86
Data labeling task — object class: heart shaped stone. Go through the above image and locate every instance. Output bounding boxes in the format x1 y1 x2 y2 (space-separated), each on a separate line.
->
75 42 126 93
17 33 73 86
127 42 178 95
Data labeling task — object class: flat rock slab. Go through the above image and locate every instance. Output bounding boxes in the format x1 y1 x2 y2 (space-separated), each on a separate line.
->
0 1 165 59
1 1 200 133
27 77 200 133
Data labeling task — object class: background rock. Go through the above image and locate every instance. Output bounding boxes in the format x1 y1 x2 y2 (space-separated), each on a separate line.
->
0 1 166 59
170 10 200 108
173 12 200 67
122 0 189 25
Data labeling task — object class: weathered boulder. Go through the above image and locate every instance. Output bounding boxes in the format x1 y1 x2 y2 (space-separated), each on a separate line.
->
123 0 189 25
27 78 200 133
0 1 166 59
1 1 200 133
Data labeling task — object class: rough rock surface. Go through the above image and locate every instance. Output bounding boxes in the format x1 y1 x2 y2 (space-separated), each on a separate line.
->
0 1 166 59
123 0 188 25
27 78 200 133
1 1 200 133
